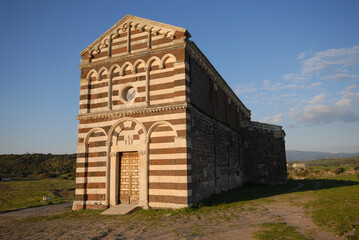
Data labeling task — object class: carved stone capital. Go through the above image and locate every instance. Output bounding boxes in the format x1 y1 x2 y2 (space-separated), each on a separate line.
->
138 150 147 156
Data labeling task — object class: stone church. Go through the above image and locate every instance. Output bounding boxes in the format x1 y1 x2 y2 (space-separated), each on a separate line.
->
73 15 287 210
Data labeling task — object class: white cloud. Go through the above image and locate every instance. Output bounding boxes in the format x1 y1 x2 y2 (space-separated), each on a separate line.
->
235 83 257 96
301 46 359 76
261 113 284 124
267 93 297 104
297 51 313 60
310 82 322 88
309 93 326 104
263 79 302 91
290 84 359 124
323 73 359 81
335 85 359 107
336 98 352 107
283 73 307 83
289 108 300 118
250 46 359 126
284 46 359 88
340 84 357 96
291 104 359 123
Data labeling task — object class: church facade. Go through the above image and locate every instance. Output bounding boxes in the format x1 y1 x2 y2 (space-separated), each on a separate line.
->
73 15 287 210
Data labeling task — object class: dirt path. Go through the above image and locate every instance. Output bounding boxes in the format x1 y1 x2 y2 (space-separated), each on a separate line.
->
0 202 72 218
0 191 343 240
259 200 340 240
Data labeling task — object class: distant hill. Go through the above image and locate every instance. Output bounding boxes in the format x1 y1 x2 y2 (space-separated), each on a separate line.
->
0 153 76 177
303 157 359 167
286 150 359 162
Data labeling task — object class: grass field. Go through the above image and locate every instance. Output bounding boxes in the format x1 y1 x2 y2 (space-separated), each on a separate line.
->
306 175 359 236
19 175 358 239
0 177 75 212
1 156 359 239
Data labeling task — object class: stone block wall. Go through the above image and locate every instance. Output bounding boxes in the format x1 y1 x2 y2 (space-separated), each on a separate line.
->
189 107 242 204
241 123 287 185
186 46 287 204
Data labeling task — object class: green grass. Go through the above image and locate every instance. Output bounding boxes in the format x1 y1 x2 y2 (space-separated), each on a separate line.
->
0 177 75 212
306 175 359 236
15 175 359 239
2 157 359 239
254 222 308 240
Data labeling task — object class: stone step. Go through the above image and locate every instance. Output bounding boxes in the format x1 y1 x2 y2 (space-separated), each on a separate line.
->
100 204 140 215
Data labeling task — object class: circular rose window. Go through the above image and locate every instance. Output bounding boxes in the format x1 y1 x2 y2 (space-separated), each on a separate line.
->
122 87 136 102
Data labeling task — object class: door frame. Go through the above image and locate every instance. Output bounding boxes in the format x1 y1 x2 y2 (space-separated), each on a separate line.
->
109 145 147 207
118 151 140 205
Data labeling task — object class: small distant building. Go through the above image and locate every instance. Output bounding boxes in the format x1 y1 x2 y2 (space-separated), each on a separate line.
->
42 196 51 201
73 15 287 210
1 177 11 182
292 163 305 168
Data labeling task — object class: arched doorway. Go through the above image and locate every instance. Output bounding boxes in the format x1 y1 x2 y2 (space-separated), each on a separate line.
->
108 118 147 207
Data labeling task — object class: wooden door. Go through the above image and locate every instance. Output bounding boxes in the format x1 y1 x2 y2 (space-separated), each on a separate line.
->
118 152 140 205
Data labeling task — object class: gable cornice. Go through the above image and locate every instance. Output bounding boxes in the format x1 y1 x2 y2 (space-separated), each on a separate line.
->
80 15 190 57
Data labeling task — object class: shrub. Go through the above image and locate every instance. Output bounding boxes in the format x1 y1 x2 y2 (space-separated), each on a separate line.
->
37 173 47 178
332 167 345 175
296 168 309 177
45 172 58 178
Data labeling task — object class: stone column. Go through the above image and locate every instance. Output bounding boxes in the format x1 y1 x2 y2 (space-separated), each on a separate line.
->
108 38 112 58
108 74 113 110
145 67 150 106
127 24 131 54
109 152 118 206
138 147 148 209
147 29 152 49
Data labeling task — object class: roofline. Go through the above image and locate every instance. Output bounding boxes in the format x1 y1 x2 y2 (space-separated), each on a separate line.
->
185 40 251 118
80 15 190 56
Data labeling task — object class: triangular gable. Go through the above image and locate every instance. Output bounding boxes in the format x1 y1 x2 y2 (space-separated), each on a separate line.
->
80 15 190 57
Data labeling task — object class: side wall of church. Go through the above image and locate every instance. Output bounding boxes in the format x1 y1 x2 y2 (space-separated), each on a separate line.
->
186 50 244 203
186 46 287 204
189 107 243 203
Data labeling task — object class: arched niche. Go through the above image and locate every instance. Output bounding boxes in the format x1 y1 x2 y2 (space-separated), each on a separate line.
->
86 70 98 113
78 128 108 208
160 53 177 69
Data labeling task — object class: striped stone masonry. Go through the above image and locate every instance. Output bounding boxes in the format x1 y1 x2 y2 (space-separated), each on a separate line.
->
73 15 287 211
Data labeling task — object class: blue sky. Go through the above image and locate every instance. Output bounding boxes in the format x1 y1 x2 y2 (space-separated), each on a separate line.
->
0 0 358 154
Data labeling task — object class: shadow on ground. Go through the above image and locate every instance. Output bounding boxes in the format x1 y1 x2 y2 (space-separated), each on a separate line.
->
201 178 359 207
